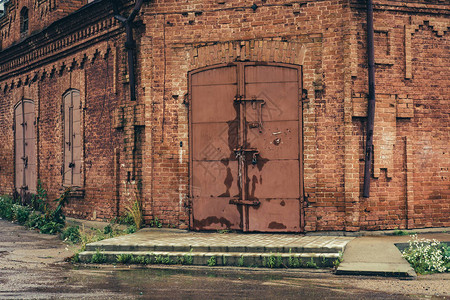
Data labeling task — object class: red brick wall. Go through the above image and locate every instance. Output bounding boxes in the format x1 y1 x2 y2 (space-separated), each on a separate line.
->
351 4 449 230
0 0 448 231
140 0 349 229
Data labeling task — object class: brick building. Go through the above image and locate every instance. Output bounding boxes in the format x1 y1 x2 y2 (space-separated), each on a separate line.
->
0 0 448 232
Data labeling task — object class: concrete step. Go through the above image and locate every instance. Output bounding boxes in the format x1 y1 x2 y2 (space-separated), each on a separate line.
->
84 243 344 254
78 250 340 268
78 229 353 268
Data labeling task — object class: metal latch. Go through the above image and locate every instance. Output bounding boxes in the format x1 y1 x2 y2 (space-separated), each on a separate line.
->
229 199 260 206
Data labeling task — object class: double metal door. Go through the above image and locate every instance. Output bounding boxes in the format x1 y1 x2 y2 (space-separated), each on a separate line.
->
14 99 36 194
189 62 303 232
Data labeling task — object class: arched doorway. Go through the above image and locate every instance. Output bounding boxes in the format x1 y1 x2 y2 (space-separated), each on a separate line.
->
189 62 304 232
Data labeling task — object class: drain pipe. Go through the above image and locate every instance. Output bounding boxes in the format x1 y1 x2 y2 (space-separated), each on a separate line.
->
363 0 376 198
111 0 144 101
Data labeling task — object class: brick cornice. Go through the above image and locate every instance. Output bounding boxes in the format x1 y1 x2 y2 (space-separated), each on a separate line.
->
0 1 124 82
351 0 450 15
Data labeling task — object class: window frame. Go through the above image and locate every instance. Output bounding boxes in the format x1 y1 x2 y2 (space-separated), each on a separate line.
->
62 89 82 188
20 7 28 37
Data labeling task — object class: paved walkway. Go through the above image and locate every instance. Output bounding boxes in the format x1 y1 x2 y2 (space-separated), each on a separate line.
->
74 217 449 277
86 228 353 252
337 233 450 277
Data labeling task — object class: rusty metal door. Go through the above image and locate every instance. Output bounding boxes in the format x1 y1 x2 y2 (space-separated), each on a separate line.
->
63 90 81 187
189 62 303 232
14 99 36 194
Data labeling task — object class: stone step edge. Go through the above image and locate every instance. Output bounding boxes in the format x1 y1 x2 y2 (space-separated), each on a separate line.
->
78 251 340 267
84 244 344 254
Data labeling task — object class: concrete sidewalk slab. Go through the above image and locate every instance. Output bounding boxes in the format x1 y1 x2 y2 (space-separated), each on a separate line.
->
336 233 450 277
336 237 416 277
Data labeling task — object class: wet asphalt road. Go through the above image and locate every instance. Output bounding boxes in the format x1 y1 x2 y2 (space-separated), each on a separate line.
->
0 219 448 299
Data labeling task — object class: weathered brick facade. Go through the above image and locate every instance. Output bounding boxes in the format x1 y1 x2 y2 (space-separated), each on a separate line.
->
0 0 448 232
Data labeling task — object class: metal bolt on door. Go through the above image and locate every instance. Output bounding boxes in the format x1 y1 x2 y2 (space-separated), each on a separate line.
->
189 62 303 232
14 99 36 194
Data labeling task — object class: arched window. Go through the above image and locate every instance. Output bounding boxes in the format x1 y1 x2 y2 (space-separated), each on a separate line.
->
20 7 28 36
14 99 36 194
63 90 82 187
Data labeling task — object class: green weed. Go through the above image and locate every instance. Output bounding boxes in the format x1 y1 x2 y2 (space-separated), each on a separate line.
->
149 217 162 228
207 256 216 266
237 255 245 267
61 226 81 244
117 253 134 264
306 257 318 269
91 249 107 264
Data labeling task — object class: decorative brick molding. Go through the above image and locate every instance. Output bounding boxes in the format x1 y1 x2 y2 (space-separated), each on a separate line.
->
0 15 121 82
187 39 308 70
374 26 394 65
405 17 449 79
352 93 414 179
1 41 114 93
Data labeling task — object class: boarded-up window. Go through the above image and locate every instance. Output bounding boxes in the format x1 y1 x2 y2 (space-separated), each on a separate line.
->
14 99 36 194
63 90 81 187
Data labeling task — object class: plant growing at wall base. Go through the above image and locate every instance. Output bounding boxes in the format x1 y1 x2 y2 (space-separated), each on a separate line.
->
62 226 81 244
0 195 14 220
149 217 162 228
402 235 448 274
124 183 143 230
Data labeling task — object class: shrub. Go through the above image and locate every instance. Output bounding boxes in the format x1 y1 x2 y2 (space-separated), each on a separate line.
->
0 196 14 220
25 212 44 229
13 205 31 225
402 235 447 274
39 221 64 234
125 224 137 234
62 226 81 244
33 180 48 212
